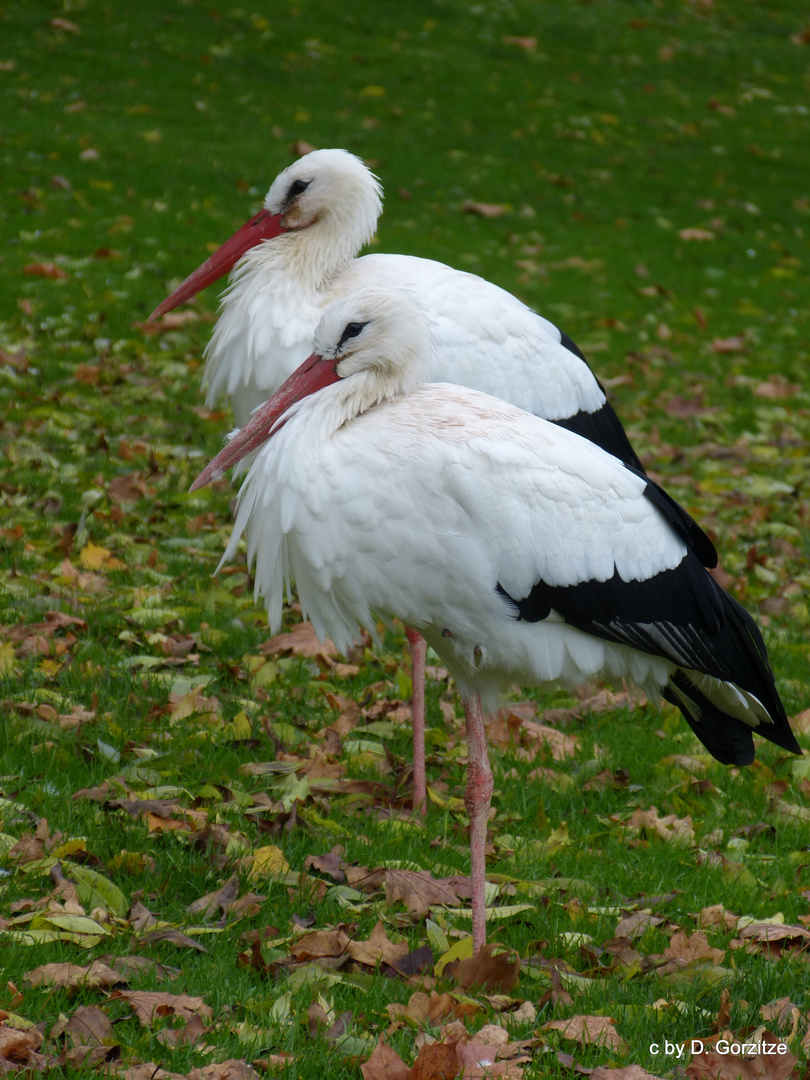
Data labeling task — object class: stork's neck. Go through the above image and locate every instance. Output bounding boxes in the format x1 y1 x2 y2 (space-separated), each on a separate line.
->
233 213 365 300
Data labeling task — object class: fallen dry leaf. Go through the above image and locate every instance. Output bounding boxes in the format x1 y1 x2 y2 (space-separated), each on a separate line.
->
445 943 521 993
261 622 338 661
685 1028 795 1079
186 874 241 920
24 960 126 990
664 930 726 966
544 1015 627 1052
346 921 410 968
625 807 694 847
110 991 213 1027
0 1024 43 1062
23 261 69 279
361 1037 411 1080
385 869 469 916
186 1062 264 1080
678 227 715 241
289 928 351 961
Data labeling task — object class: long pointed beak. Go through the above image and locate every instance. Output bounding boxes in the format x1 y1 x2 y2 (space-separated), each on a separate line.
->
149 207 287 321
190 351 341 491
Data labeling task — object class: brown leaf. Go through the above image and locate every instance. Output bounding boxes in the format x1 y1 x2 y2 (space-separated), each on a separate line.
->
135 928 209 952
678 228 716 241
261 622 338 661
133 310 215 334
111 1062 187 1080
389 991 483 1028
614 912 666 939
289 929 351 961
686 1029 795 1079
698 905 739 932
24 960 126 990
304 850 349 883
754 376 801 400
502 36 536 50
712 987 731 1033
711 335 747 353
411 1038 463 1079
187 1063 264 1080
186 874 241 919
60 1004 114 1045
385 869 468 916
664 930 725 965
543 1015 627 1051
97 954 179 982
110 991 212 1028
462 200 507 218
347 921 410 967
156 1012 209 1048
385 944 434 979
23 261 69 279
361 1037 412 1080
445 944 520 993
108 473 150 504
734 921 810 957
625 807 694 846
759 997 798 1027
0 1025 43 1062
64 1043 121 1069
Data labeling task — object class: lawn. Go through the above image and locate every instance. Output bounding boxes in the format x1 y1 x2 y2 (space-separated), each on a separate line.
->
1 2 810 1078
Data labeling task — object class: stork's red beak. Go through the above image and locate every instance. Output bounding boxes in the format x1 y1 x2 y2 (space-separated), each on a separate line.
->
149 207 287 321
190 350 342 491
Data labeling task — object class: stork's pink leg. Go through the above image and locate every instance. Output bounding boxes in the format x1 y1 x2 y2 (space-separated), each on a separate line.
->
406 627 427 816
463 692 493 953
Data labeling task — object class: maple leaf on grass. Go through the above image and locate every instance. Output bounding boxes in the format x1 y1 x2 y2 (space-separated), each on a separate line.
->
385 869 470 917
664 930 726 966
346 920 410 967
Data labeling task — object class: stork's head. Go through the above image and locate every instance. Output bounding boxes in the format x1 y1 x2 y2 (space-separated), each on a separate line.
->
190 287 431 491
150 149 383 320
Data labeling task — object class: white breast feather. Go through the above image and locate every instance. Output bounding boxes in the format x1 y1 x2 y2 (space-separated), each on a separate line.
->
223 385 685 703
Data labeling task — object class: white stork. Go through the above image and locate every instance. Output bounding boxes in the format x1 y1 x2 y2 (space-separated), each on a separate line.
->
190 288 799 953
153 148 715 812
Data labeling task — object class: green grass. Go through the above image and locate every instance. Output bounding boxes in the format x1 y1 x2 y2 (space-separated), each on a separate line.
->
2 1 810 1076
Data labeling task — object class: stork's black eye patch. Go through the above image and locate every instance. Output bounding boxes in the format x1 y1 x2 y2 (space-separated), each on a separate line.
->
337 321 368 348
287 178 311 199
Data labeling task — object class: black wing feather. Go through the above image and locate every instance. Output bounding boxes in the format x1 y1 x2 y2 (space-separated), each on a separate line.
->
496 555 799 761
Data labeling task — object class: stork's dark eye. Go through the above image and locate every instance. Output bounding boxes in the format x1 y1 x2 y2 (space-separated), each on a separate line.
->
287 178 311 199
337 321 368 348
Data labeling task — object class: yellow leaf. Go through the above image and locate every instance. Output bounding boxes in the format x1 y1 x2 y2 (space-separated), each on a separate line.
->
79 542 110 570
223 710 252 741
435 935 474 977
250 845 290 879
50 838 88 859
0 642 18 676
